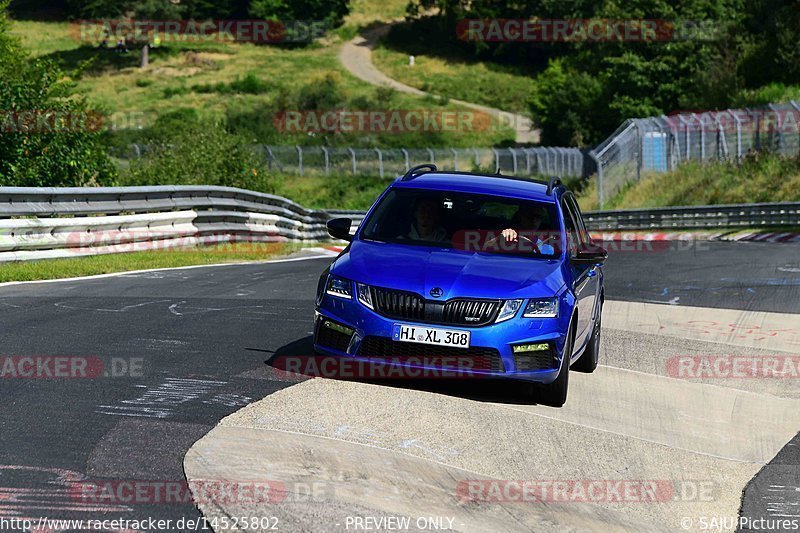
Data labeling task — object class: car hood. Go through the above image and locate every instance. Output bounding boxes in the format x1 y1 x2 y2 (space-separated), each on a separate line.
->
332 240 565 299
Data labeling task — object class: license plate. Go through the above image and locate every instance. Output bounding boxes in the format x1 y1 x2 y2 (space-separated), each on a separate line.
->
392 324 471 348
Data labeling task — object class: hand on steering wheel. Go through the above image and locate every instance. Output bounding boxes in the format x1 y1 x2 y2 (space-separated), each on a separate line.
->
501 228 535 246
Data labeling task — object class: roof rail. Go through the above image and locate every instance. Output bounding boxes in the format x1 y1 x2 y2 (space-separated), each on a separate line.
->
546 176 562 195
401 163 437 181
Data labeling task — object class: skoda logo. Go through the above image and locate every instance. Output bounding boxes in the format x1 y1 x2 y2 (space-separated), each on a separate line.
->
429 287 444 298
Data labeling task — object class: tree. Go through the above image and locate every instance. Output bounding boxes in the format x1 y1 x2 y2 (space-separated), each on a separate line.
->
0 1 116 186
249 0 349 27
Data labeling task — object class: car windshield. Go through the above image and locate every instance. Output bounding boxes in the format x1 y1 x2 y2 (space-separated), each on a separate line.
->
360 188 562 258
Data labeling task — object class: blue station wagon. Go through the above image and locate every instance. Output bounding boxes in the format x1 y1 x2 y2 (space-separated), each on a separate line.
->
313 165 607 406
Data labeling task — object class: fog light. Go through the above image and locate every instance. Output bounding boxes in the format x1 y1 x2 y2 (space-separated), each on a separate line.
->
323 320 354 336
512 343 550 353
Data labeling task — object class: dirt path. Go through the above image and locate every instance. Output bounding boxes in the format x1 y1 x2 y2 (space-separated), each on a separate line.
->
339 24 539 144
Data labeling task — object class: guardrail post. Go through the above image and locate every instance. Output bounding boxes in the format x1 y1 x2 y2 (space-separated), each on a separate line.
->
427 148 435 164
401 148 409 171
296 145 303 176
510 148 518 174
375 148 384 178
348 147 357 175
451 148 459 171
321 147 329 176
491 148 499 173
473 148 480 169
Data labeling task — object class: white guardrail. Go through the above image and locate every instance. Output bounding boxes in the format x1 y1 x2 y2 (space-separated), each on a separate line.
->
0 186 797 262
0 186 365 263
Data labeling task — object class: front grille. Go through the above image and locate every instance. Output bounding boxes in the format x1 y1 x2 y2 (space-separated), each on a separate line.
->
513 345 557 371
315 320 353 352
442 299 501 326
371 287 425 321
370 287 500 327
357 336 504 372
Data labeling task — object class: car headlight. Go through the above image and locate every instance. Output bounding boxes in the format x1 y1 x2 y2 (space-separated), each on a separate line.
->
523 298 559 318
356 283 373 309
495 299 523 323
326 276 352 299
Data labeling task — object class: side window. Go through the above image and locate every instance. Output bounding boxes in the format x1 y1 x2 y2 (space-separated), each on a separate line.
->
560 198 580 257
565 194 591 246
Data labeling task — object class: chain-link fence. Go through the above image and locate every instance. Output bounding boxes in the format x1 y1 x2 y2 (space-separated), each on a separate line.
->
590 101 800 208
113 144 587 179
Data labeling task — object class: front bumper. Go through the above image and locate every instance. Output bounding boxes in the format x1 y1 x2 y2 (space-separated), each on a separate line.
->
312 292 571 384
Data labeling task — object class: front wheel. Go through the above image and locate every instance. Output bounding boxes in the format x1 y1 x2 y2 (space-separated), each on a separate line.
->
530 327 573 407
572 308 602 373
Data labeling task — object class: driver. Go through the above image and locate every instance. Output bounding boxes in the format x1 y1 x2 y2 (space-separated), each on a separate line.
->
405 197 447 242
496 206 556 255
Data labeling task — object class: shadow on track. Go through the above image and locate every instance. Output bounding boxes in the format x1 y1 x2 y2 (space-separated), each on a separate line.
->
264 336 542 406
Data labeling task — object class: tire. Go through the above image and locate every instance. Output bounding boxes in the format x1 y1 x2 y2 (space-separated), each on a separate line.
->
534 324 573 407
572 307 601 373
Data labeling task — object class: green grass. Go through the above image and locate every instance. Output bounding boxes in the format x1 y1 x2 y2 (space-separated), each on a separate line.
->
343 0 409 31
372 44 537 116
733 83 800 107
575 152 800 212
0 242 307 282
7 20 514 148
8 20 79 56
269 174 393 210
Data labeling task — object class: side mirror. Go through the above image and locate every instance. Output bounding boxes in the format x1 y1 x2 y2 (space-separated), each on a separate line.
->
326 217 353 242
574 243 608 264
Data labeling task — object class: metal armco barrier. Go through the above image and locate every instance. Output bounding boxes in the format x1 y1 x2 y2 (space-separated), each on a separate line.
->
0 186 796 262
0 186 365 263
583 202 800 231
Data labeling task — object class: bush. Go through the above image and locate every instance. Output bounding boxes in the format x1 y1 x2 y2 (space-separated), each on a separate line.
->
249 0 349 28
228 73 270 94
0 1 116 186
122 121 269 190
296 72 346 110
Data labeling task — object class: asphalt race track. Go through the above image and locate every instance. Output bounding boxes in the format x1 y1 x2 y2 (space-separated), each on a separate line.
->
1 241 799 532
603 240 800 312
